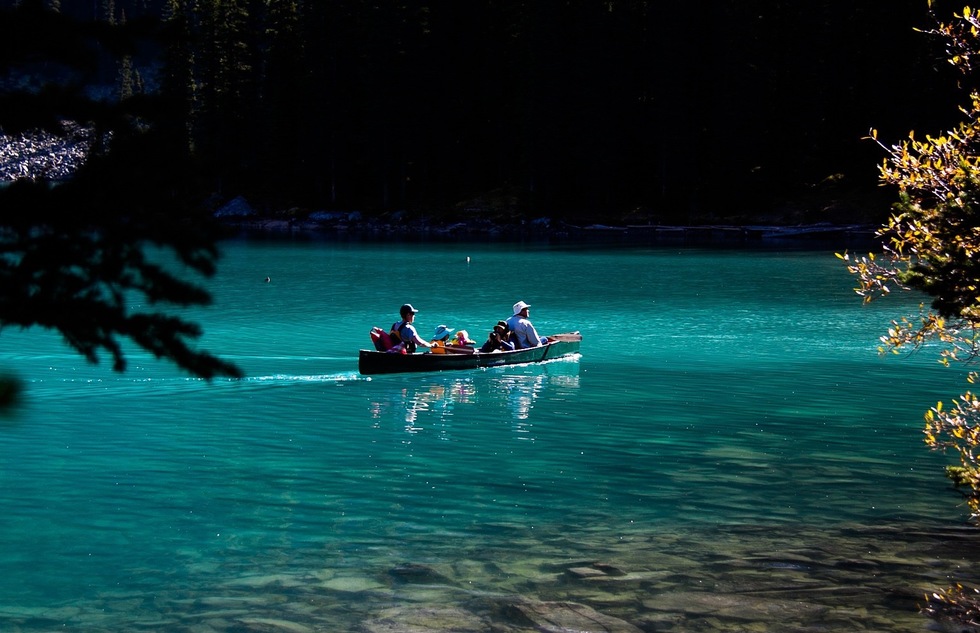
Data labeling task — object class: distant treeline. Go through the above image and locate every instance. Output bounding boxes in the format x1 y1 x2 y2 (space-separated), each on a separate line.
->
8 0 966 222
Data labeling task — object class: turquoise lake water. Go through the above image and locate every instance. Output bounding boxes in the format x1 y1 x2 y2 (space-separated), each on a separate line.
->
2 237 979 632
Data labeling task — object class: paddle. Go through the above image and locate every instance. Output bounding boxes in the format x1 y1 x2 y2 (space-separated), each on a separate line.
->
427 345 477 355
441 346 476 355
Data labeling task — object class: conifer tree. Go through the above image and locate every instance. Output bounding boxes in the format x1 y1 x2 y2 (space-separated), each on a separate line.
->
0 1 241 383
160 0 197 153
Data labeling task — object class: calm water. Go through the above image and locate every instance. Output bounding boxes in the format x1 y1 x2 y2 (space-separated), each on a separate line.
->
1 237 978 632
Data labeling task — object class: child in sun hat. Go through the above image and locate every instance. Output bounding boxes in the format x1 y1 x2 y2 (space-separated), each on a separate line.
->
431 324 453 344
429 324 454 354
453 330 476 347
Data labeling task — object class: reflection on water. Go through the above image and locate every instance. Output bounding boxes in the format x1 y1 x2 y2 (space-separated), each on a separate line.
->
368 356 581 434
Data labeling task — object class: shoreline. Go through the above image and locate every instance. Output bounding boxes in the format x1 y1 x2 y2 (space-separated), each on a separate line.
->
217 215 881 249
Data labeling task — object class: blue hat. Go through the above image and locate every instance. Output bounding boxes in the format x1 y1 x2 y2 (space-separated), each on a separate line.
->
433 324 453 340
400 303 419 317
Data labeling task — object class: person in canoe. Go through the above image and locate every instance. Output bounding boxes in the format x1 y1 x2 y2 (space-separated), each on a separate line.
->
506 300 548 348
429 324 454 354
480 322 515 353
390 304 433 353
452 330 477 348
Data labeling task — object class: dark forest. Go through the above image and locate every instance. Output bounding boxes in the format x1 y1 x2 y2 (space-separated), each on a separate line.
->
0 0 967 224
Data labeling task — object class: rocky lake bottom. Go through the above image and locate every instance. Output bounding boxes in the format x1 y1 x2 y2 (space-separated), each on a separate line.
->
2 519 978 633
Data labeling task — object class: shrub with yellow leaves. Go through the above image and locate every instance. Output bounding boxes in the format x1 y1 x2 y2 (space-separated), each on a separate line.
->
841 2 980 521
849 5 980 626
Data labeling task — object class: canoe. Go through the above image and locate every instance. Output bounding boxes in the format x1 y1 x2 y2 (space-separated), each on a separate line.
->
358 332 582 375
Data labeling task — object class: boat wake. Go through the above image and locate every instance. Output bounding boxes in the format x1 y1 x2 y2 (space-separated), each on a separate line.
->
481 353 582 370
240 372 366 384
26 371 367 401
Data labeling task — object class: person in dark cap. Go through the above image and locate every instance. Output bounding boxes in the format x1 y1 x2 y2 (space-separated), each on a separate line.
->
480 321 515 353
495 319 513 346
390 303 432 353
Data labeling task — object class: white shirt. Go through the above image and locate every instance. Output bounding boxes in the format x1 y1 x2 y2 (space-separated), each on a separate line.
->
506 314 542 348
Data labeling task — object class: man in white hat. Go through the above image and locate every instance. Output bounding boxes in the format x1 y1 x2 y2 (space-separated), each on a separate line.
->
506 300 547 348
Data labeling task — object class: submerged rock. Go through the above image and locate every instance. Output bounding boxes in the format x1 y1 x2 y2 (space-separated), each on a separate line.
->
361 606 489 633
566 561 630 580
591 562 628 577
567 566 608 579
233 617 315 633
642 591 830 623
508 600 643 633
386 562 452 585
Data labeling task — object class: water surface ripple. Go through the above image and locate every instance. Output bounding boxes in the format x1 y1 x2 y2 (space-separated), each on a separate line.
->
0 240 976 632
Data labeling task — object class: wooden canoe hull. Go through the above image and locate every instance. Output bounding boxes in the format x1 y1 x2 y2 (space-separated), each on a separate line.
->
358 332 582 375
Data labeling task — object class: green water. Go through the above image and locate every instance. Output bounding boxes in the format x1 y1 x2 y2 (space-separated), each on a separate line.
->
1 239 977 632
